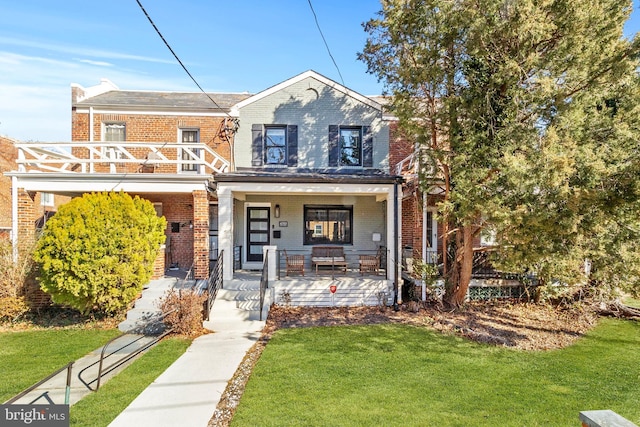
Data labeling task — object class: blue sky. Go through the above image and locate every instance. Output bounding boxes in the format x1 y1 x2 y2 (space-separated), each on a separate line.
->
1 0 639 142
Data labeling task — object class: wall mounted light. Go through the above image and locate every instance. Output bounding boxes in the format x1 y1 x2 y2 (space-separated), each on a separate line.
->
274 204 280 218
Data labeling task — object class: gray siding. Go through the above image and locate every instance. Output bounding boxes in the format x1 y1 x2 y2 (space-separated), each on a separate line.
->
235 76 389 171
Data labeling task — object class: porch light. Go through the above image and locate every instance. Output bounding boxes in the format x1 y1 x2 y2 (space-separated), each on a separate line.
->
274 204 280 218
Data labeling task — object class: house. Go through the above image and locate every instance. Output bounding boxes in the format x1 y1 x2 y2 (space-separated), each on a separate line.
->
7 71 404 308
0 135 69 242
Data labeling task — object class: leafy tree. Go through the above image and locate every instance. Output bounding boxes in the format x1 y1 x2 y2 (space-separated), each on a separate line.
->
360 0 640 306
34 192 166 314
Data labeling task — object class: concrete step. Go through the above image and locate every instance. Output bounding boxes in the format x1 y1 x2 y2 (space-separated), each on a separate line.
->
223 280 260 291
217 289 260 302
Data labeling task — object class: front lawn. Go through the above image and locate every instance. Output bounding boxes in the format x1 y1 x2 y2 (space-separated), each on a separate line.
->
70 336 191 427
232 319 640 426
0 328 120 402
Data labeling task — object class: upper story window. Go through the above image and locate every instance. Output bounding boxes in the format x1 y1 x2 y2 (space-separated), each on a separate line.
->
102 122 125 161
252 124 298 167
265 127 287 165
180 129 200 172
329 125 373 168
339 127 362 166
104 123 125 141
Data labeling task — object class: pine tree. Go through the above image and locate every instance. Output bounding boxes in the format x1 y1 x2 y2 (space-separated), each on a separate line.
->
360 0 640 306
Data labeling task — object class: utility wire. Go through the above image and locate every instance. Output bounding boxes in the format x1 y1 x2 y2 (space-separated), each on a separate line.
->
135 0 229 115
307 0 345 86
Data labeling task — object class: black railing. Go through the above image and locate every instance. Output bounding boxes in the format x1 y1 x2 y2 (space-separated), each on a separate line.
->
4 362 74 405
275 248 391 280
94 327 172 391
233 245 242 271
204 250 224 321
259 252 268 321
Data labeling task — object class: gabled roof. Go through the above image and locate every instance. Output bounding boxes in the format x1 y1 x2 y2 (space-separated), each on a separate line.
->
75 90 252 112
230 70 382 113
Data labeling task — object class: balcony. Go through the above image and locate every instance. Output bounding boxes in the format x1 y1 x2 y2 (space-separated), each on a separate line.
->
14 141 230 175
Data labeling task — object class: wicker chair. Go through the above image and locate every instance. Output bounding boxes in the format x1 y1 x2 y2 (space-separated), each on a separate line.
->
284 250 305 276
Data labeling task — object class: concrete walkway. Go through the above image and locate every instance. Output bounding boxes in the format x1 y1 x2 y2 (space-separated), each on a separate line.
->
108 275 266 427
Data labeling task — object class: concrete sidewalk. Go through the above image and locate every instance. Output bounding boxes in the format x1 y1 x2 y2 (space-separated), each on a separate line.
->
108 321 265 427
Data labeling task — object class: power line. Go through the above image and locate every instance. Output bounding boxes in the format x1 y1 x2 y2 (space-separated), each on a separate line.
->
135 0 229 116
307 0 345 86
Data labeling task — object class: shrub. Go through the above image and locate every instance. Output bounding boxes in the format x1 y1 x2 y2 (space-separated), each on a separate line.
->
33 192 166 315
0 238 35 321
159 288 206 337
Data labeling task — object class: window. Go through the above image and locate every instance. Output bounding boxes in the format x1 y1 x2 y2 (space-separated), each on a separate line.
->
41 192 54 207
180 129 200 172
339 127 362 166
265 127 287 165
104 123 125 141
304 205 353 245
252 124 298 167
102 123 125 161
328 125 373 168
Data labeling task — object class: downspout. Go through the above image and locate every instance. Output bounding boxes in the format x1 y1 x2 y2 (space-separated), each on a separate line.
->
422 191 427 264
11 176 18 262
394 180 401 309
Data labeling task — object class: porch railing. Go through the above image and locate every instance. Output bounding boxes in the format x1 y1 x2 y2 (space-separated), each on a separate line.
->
204 250 224 321
276 248 390 280
13 141 229 175
259 252 268 321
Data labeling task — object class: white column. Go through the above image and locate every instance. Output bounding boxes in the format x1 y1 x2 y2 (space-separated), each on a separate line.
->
217 187 234 281
11 176 18 262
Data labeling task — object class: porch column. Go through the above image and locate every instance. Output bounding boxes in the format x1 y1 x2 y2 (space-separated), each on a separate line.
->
217 187 234 281
386 183 402 304
16 186 36 260
192 190 209 279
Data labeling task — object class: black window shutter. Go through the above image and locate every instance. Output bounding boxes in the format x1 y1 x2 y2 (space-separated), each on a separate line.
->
287 125 298 167
251 124 263 166
328 125 339 167
362 126 373 167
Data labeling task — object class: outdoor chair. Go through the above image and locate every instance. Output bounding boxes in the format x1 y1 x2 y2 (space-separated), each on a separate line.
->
284 250 305 276
359 250 381 275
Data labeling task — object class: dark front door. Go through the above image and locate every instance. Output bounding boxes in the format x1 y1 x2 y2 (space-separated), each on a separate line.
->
247 207 270 262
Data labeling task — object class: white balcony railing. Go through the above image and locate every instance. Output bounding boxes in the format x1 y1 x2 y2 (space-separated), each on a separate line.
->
14 141 230 175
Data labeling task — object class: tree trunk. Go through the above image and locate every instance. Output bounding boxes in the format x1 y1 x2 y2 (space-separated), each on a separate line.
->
445 224 474 307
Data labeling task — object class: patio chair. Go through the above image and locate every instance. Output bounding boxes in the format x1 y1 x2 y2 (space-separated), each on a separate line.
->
284 250 305 276
359 250 381 275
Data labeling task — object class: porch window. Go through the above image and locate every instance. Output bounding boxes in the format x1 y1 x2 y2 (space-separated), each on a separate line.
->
304 205 352 245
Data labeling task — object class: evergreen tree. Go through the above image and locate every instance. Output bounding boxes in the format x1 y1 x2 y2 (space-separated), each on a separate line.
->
34 192 166 314
360 0 640 306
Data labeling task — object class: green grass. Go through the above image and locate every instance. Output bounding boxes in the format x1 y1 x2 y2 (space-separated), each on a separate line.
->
0 328 120 402
623 297 640 308
232 319 640 427
70 336 191 427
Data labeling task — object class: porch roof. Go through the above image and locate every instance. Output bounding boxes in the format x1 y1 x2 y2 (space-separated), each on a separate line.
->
214 170 403 185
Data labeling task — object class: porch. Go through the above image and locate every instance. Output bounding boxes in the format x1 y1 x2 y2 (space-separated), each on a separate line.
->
229 269 393 308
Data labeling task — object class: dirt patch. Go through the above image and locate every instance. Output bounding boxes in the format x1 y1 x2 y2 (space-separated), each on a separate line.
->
208 301 599 426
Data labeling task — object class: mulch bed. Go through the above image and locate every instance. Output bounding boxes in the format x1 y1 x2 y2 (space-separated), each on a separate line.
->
208 300 600 426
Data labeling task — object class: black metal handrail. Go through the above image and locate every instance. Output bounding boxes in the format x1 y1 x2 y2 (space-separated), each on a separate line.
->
259 252 268 321
4 362 74 405
92 310 176 391
204 250 224 321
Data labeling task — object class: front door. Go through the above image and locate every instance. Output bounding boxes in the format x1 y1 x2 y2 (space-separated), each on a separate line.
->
246 207 270 262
